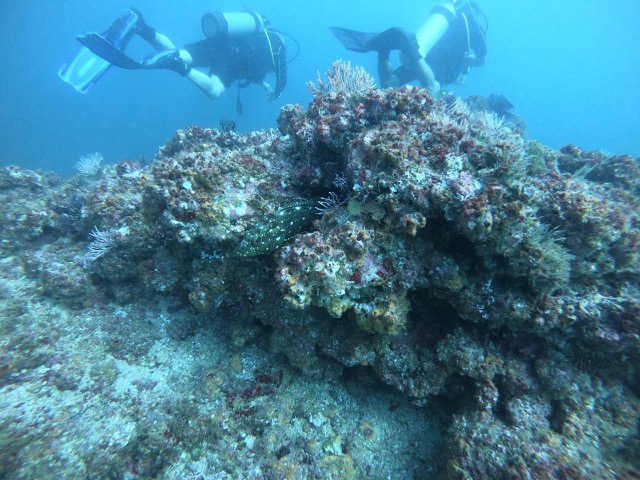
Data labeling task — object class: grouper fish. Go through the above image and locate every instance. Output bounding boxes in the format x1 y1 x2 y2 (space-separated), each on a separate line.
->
237 199 321 257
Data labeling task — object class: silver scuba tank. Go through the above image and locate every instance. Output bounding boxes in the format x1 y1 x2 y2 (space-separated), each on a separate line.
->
201 11 267 39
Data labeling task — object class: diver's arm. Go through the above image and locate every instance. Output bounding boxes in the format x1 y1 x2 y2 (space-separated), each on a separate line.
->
411 0 454 93
414 58 440 94
412 1 455 93
168 48 225 99
186 70 226 99
180 49 224 99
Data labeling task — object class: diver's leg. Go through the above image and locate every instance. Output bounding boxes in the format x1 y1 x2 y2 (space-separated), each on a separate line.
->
136 25 177 51
146 32 177 51
377 51 398 88
131 8 177 51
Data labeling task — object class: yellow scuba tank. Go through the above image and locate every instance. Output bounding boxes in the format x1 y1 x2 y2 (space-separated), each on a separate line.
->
415 1 456 57
201 11 267 39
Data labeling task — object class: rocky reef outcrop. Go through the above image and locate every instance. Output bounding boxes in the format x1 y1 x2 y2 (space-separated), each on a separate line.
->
2 62 639 478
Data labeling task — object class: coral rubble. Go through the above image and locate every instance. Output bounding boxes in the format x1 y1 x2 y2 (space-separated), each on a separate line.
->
1 64 639 478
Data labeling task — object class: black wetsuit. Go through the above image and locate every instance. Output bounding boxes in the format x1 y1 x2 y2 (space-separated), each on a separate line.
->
185 30 287 96
425 3 487 85
392 2 487 86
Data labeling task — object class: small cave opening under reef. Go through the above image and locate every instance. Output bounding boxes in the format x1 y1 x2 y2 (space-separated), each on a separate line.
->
405 292 459 350
413 214 491 285
490 326 547 363
430 373 480 416
340 363 399 396
416 216 480 263
547 398 569 435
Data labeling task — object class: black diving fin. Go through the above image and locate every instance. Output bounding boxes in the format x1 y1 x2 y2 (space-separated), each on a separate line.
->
59 9 140 93
77 33 191 75
329 27 380 53
330 27 418 55
76 33 145 69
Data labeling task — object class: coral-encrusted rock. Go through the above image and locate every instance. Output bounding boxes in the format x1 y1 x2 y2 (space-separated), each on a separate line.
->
274 85 639 344
0 166 61 252
277 219 413 334
22 239 95 308
147 126 294 246
4 65 638 478
270 81 639 476
447 377 640 480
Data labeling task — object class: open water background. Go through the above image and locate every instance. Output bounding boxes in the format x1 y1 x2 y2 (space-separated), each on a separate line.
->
1 0 638 176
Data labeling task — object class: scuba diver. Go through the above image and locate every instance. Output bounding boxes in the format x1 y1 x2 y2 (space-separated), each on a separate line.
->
330 0 487 94
59 8 287 112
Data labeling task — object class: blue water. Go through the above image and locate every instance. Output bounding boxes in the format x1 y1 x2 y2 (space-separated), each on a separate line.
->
1 0 638 177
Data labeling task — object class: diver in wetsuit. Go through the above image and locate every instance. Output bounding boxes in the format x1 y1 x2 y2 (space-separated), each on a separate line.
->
331 0 487 94
135 10 287 102
73 8 287 106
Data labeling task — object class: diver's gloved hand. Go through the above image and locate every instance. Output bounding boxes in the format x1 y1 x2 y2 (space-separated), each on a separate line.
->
261 81 280 101
142 50 191 76
262 81 273 93
130 7 157 42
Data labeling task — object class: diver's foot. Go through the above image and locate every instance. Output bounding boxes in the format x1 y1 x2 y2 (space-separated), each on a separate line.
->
142 50 191 76
130 7 157 42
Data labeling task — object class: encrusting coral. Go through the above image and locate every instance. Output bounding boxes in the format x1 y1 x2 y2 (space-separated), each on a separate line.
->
1 61 639 478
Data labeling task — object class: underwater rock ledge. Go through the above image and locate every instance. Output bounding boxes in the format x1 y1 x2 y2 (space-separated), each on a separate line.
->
1 71 639 478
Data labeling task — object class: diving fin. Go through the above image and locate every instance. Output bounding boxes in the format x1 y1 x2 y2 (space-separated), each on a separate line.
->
58 9 140 93
77 34 191 75
330 27 418 55
76 33 144 70
329 27 380 53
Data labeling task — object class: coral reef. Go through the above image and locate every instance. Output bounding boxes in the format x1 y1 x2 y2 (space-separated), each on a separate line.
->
1 62 639 478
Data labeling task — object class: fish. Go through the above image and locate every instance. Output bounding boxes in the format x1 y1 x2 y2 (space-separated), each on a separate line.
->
236 199 321 257
487 94 515 116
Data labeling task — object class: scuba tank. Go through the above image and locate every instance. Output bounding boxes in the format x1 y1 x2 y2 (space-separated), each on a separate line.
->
200 10 278 115
201 11 267 39
415 2 456 57
418 0 487 86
